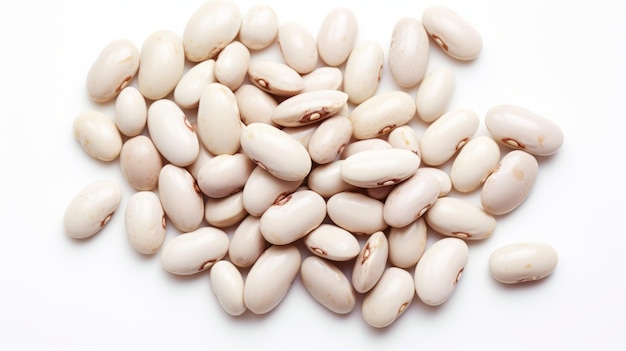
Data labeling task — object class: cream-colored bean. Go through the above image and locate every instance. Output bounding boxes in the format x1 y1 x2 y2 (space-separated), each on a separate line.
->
242 166 303 217
349 91 416 139
485 105 564 156
481 150 538 215
343 41 383 104
304 224 360 261
64 180 122 239
301 256 356 314
422 5 482 60
450 136 501 193
307 160 358 198
182 0 241 62
388 17 429 88
186 129 214 181
73 110 122 162
341 148 420 188
340 138 392 159
173 59 216 110
425 197 496 240
210 261 246 316
362 267 414 328
214 41 250 91
244 245 301 314
229 215 267 268
234 84 278 126
125 191 166 255
415 167 452 197
383 171 440 228
239 4 278 50
197 83 242 155
114 86 147 137
388 217 427 268
302 67 343 92
86 39 139 102
147 99 199 167
316 7 357 67
308 116 352 164
489 242 558 284
352 231 388 293
416 67 455 123
278 21 318 74
387 125 421 157
419 108 479 166
272 90 348 127
281 124 319 148
248 60 304 97
204 191 246 228
158 164 204 233
119 135 162 191
197 153 255 198
138 30 185 100
327 192 387 235
160 227 229 275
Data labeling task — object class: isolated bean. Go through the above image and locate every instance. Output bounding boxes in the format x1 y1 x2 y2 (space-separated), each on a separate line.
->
229 215 267 268
489 242 558 284
388 17 429 88
160 227 229 275
343 41 384 104
73 110 122 162
419 108 479 166
182 0 241 62
272 90 348 127
204 191 247 228
173 59 216 109
119 135 162 191
327 192 387 235
316 7 357 66
244 245 301 314
138 30 185 100
349 91 416 139
278 21 318 74
341 148 420 188
387 125 421 157
210 261 246 316
64 180 122 239
425 197 496 240
307 160 358 198
485 105 564 156
239 4 278 50
301 256 356 314
147 99 199 167
450 135 501 193
114 86 147 137
383 171 440 228
242 166 303 217
352 231 388 293
414 237 468 306
362 267 414 328
197 82 242 155
86 39 139 103
481 150 538 215
416 66 455 123
125 191 166 255
197 153 255 198
307 116 352 164
158 164 204 233
422 4 482 60
304 224 360 261
302 67 343 92
248 60 304 97
214 41 250 91
388 218 427 268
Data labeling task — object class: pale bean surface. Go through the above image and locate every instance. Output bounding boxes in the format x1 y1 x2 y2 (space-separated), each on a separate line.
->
64 180 122 239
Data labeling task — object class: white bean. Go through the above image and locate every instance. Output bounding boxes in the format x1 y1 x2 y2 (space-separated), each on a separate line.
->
86 39 139 102
64 180 122 239
160 227 229 275
210 261 246 316
301 256 356 314
73 110 122 162
316 7 357 67
125 191 166 255
489 242 558 284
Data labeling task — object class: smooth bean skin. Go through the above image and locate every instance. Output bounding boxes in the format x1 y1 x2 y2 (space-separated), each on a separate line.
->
302 67 343 92
138 30 185 100
73 110 122 162
362 267 414 328
210 261 246 316
416 66 455 123
272 90 348 127
419 108 479 166
425 197 496 240
197 153 255 198
307 160 358 198
343 40 384 104
388 17 429 88
450 135 501 193
304 224 360 261
242 166 303 217
388 218 427 268
115 86 147 137
160 227 229 275
125 191 166 255
120 135 162 191
235 84 278 126
422 4 482 60
316 7 357 66
204 191 247 228
327 192 387 235
239 4 278 50
214 41 250 91
174 59 216 110
248 60 304 97
197 83 242 156
183 0 241 62
278 21 318 74
352 231 388 293
86 39 139 102
383 171 440 228
64 180 122 239
229 215 267 268
349 91 417 140
387 125 421 157
301 256 356 314
489 242 558 284
341 148 420 188
147 99 199 167
308 116 352 164
158 164 204 233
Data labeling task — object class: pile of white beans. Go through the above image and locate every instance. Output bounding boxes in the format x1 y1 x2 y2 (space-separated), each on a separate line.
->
64 0 563 328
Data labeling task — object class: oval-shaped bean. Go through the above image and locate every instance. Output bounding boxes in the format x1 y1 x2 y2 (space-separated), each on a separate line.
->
424 197 496 240
383 171 440 228
317 7 357 66
489 242 558 284
239 4 278 50
388 217 427 268
301 256 356 314
248 60 304 97
422 5 482 60
240 123 312 182
416 66 455 123
450 136 501 193
197 82 242 155
307 160 358 198
414 237 468 306
352 231 388 293
389 17 429 88
235 84 278 126
125 191 166 255
86 39 139 102
138 30 185 100
244 245 301 314
308 116 352 164
197 153 255 198
272 90 348 127
481 150 538 215
158 164 204 233
343 41 384 104
419 108 479 166
304 224 360 261
340 138 392 159
302 67 343 92
119 136 162 191
242 166 303 216
260 190 326 245
114 86 147 137
173 59 216 110
73 110 122 162
415 167 452 197
387 125 421 157
485 105 564 156
204 191 246 228
229 215 267 268
182 0 241 62
210 260 246 316
362 267 414 328
349 91 417 139
341 148 420 188
160 227 229 275
277 21 318 74
147 99 199 167
327 192 387 235
64 180 122 239
214 41 250 91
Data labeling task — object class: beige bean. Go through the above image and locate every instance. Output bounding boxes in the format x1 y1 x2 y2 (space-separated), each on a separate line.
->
278 21 318 74
160 227 229 275
197 83 242 155
197 153 255 198
307 116 352 164
86 39 139 103
64 180 122 239
229 215 267 268
419 108 479 166
343 40 383 104
416 66 455 123
301 256 356 314
248 60 304 97
173 59 216 110
119 135 162 191
239 4 278 50
158 164 204 233
362 267 414 328
422 4 482 60
352 231 388 293
138 30 185 100
214 41 250 91
349 91 416 139
388 17 429 88
73 110 122 162
316 7 357 66
234 84 278 126
388 217 427 268
242 166 303 217
307 160 358 198
425 197 496 240
125 191 166 255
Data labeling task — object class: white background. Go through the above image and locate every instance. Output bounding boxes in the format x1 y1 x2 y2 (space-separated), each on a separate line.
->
1 0 624 350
